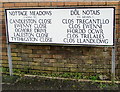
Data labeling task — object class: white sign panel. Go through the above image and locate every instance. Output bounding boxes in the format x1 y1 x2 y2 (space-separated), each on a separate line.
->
5 7 115 46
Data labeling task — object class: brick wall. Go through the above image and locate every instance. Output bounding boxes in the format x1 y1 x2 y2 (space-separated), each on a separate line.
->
1 1 120 80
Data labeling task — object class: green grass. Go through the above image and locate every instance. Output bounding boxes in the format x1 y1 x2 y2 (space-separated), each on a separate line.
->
2 74 20 83
2 67 100 81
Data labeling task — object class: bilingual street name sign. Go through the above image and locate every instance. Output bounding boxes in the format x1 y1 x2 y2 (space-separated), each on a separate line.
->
5 7 115 46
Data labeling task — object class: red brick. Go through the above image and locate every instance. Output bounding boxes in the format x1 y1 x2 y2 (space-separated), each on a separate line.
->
78 2 91 6
107 1 119 6
2 64 8 67
2 60 8 64
1 56 8 59
65 2 78 6
0 8 4 12
48 59 57 63
1 44 6 48
57 67 70 72
116 19 119 24
2 36 6 40
91 2 106 6
53 55 62 59
3 3 15 7
12 57 22 60
22 49 32 53
0 12 4 16
0 3 3 7
43 67 57 71
115 6 119 10
11 45 17 48
0 52 7 56
116 9 120 15
15 3 27 7
8 0 21 2
52 2 64 6
39 2 51 7
27 3 39 7
116 15 119 19
29 54 41 58
11 53 17 56
41 55 53 58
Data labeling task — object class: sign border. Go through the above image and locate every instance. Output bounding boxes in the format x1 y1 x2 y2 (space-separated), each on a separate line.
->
5 7 115 47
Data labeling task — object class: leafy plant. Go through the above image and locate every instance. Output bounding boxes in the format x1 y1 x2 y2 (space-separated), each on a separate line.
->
99 83 107 89
2 67 9 72
2 67 102 81
2 75 20 83
89 75 99 80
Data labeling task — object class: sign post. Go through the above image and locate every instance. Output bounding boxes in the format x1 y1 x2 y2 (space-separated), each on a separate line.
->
111 46 116 83
7 43 13 76
5 7 115 80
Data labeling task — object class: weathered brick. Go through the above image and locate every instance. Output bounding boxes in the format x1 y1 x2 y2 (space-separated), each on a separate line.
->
107 1 119 6
33 58 44 62
29 62 39 66
2 36 6 42
2 60 8 64
51 2 57 6
35 46 50 50
11 49 19 53
53 55 62 59
22 49 32 53
86 60 93 64
26 3 38 7
41 55 53 58
13 65 24 68
12 61 18 64
29 54 41 58
1 56 8 60
85 69 95 73
53 63 64 67
116 69 120 75
33 66 44 70
70 68 79 72
1 52 7 56
2 64 8 67
15 3 27 7
11 53 17 56
40 62 53 67
0 3 3 7
57 67 70 72
12 57 22 61
96 69 110 73
0 8 4 12
115 8 120 15
3 3 15 7
44 67 57 71
44 59 57 63
65 2 78 6
91 2 106 6
78 2 92 6
117 65 120 68
116 19 119 24
115 6 119 10
11 45 17 48
65 64 77 68
49 59 57 63
27 46 42 50
1 43 6 48
39 2 51 7
51 2 64 6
